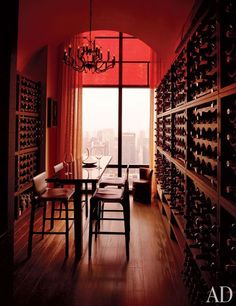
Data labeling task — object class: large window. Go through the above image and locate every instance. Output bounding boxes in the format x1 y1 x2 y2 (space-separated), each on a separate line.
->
82 31 151 180
82 88 118 165
122 88 150 165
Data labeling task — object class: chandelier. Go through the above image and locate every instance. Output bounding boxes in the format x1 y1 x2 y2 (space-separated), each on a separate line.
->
63 0 116 73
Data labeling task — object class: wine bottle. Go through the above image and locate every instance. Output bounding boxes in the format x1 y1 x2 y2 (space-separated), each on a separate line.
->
225 264 236 272
226 106 236 124
225 24 236 39
226 53 236 65
200 261 216 272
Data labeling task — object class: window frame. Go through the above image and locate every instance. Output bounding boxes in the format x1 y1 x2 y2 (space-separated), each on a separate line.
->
82 32 150 175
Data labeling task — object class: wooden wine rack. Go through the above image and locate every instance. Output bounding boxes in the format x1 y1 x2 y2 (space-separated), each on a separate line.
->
14 74 42 219
154 1 236 304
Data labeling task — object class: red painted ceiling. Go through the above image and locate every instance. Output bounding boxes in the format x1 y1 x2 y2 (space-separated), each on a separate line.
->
17 0 194 71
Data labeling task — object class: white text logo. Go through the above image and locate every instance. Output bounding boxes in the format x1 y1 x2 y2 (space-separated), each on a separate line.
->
206 286 233 303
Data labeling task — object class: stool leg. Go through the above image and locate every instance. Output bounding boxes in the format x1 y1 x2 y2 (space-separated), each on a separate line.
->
65 201 69 258
98 201 102 229
96 201 103 239
50 201 55 230
123 201 130 260
42 202 47 239
101 201 104 219
89 199 93 259
59 202 63 218
85 183 88 218
28 202 36 257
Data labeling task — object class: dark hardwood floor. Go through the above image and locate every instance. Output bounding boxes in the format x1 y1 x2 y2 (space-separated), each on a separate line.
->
13 196 189 306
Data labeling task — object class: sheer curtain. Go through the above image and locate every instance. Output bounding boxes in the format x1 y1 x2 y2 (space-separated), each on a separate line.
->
57 35 83 162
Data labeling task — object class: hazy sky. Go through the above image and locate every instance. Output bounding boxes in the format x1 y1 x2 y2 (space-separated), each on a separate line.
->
82 88 150 133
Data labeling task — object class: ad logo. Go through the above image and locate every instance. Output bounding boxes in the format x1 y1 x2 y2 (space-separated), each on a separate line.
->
206 286 233 303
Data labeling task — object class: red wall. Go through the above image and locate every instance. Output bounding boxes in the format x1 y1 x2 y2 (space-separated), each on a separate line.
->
45 45 60 175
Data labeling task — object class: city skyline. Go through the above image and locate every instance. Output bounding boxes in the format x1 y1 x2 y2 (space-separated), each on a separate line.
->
83 128 149 165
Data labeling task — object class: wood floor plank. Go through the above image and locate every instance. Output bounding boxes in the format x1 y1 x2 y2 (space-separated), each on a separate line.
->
13 196 189 306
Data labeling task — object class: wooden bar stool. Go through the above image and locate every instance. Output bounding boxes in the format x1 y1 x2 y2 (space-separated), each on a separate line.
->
98 165 129 219
89 180 130 260
28 171 74 258
54 162 89 218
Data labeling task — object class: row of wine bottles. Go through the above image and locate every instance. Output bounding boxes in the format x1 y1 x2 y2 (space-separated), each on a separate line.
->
15 74 41 220
156 105 236 194
19 100 40 113
191 104 217 124
188 102 218 185
171 164 185 214
155 71 172 113
188 8 217 101
155 148 236 303
186 180 217 268
172 48 187 107
155 152 172 196
17 74 41 113
18 75 41 89
182 248 210 306
155 2 236 116
156 99 221 182
190 128 217 141
18 134 40 150
221 95 236 202
17 116 41 129
15 152 38 190
155 116 172 153
221 0 236 87
173 112 187 163
220 209 236 298
16 166 38 190
16 116 41 151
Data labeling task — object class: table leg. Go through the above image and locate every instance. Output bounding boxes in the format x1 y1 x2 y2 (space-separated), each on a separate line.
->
92 182 97 193
74 182 83 260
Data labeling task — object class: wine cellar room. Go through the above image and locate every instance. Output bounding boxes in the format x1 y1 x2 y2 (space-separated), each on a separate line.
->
1 0 236 306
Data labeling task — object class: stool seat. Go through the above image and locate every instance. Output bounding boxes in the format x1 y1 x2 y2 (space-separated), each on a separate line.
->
39 188 74 201
99 177 126 188
133 179 149 185
93 188 124 201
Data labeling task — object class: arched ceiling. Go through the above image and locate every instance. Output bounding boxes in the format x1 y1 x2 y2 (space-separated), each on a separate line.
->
17 0 195 71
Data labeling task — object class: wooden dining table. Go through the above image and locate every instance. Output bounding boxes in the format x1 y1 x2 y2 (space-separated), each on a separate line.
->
46 155 112 260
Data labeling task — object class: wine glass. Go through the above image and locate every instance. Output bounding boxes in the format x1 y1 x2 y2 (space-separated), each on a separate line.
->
94 148 103 169
64 153 73 175
82 148 89 162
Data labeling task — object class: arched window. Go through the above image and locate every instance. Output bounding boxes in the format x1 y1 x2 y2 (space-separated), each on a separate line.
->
82 31 151 182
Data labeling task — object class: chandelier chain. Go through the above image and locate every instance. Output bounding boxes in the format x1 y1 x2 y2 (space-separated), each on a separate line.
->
63 0 116 73
89 0 92 43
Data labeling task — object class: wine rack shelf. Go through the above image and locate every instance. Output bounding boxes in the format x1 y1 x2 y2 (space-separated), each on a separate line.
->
14 74 42 219
154 1 236 304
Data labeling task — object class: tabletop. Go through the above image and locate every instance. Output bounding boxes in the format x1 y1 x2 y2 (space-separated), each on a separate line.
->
46 155 112 184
